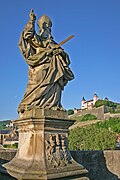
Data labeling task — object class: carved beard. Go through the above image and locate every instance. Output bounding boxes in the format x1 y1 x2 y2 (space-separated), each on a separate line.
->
39 27 52 40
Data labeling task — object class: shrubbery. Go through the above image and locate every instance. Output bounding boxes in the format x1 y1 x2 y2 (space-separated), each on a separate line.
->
0 120 10 130
95 100 117 109
74 114 97 122
67 109 74 115
95 118 120 133
80 114 97 121
3 143 18 149
68 125 116 150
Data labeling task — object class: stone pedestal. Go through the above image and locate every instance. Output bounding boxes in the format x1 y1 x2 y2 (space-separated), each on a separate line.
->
3 109 89 180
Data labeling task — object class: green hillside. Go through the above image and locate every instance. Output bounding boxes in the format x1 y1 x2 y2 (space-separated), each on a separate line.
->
0 120 10 130
68 118 120 150
94 99 120 113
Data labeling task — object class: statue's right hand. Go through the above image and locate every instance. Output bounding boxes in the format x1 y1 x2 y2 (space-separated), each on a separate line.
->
46 49 53 56
29 9 36 21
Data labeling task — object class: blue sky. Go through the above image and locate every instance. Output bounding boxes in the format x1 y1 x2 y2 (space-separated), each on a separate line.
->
0 0 120 120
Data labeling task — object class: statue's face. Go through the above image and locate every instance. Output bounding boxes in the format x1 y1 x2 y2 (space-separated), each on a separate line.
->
40 30 49 39
39 24 51 39
43 22 49 28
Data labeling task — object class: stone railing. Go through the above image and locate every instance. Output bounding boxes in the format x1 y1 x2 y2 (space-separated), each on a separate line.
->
0 148 120 180
71 150 120 180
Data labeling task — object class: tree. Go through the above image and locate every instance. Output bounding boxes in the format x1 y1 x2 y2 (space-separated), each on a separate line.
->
67 109 74 115
68 125 116 150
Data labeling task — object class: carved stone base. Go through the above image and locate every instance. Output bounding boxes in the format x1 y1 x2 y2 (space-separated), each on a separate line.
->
3 108 89 179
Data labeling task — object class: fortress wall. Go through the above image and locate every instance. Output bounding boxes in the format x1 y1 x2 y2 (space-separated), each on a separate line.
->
72 105 106 120
110 113 120 118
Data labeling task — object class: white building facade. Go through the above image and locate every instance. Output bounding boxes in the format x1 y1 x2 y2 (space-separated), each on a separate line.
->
81 94 98 110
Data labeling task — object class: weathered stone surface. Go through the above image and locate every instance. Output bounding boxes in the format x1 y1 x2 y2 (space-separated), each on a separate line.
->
71 150 120 180
18 10 74 113
0 149 17 179
0 149 16 161
104 151 120 179
19 107 68 119
1 149 120 179
3 109 88 179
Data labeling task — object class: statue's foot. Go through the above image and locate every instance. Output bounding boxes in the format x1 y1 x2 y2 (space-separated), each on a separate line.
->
51 106 58 110
59 106 66 111
51 106 66 111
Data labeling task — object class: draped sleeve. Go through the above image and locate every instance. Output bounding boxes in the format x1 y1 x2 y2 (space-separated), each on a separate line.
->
18 19 46 67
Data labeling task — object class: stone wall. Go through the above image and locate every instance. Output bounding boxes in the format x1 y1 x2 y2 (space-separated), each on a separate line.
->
0 149 17 180
72 105 107 120
71 150 120 180
0 149 120 180
0 149 16 161
110 113 120 118
73 106 120 121
104 113 120 120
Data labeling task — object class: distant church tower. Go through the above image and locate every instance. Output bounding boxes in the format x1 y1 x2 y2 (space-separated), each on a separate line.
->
81 97 86 109
93 93 98 104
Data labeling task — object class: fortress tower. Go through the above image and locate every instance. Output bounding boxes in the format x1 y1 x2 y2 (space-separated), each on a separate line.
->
81 93 98 110
93 93 98 104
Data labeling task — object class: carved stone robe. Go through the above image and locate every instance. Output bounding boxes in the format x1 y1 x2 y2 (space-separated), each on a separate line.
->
18 19 74 112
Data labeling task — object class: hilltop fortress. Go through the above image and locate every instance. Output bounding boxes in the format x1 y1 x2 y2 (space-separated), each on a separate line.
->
73 93 120 120
81 93 99 110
